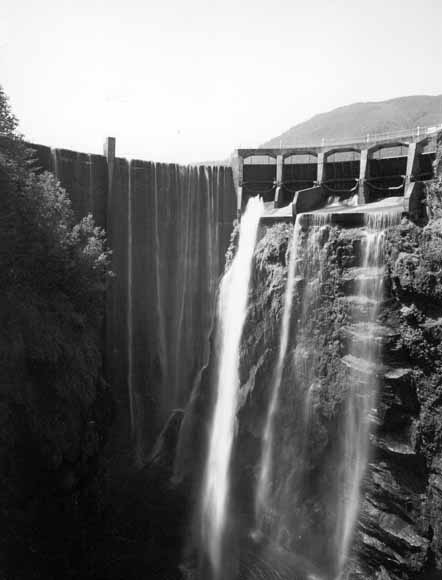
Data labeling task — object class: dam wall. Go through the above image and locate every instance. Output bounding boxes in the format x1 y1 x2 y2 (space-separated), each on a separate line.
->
29 140 237 464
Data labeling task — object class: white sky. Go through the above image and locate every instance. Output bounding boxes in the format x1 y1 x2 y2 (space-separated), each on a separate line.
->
1 0 442 163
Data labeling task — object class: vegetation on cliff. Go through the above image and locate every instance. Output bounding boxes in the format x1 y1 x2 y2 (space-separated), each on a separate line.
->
0 86 112 578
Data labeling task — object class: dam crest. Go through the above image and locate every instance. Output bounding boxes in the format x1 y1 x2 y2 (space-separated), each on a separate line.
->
236 124 441 224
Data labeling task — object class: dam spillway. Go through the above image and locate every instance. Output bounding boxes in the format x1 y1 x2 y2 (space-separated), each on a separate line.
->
25 126 437 467
237 125 439 224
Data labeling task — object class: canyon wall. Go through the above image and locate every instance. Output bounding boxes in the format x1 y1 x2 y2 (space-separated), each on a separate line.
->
185 213 442 579
30 143 237 464
179 134 442 579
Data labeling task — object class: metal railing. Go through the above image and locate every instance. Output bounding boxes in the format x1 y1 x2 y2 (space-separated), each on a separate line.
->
316 124 442 148
238 123 442 156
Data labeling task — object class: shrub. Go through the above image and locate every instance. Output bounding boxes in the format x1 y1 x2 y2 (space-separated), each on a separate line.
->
0 86 112 579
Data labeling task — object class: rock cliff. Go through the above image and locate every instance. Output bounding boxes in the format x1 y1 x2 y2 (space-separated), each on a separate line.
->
179 133 442 579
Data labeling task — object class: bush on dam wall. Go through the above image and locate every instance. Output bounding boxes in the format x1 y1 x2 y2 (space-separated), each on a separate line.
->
0 87 113 578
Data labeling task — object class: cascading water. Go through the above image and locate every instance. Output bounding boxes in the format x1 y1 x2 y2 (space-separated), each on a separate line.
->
255 214 331 535
125 162 235 464
250 209 401 578
255 217 302 526
201 196 264 578
194 205 403 580
336 210 401 578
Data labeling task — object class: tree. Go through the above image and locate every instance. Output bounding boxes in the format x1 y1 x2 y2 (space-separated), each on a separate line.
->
0 85 112 579
0 85 19 138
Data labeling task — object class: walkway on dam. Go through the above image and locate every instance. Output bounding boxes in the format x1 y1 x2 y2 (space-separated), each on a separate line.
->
236 125 441 222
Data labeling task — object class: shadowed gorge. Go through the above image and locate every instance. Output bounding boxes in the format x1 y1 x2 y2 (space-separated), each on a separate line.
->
4 80 442 580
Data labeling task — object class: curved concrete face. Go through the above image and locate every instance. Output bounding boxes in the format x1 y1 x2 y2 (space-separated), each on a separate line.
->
127 163 236 462
50 148 108 228
29 143 237 467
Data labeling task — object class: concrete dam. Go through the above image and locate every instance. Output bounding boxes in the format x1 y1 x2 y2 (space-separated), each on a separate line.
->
27 125 439 466
29 139 237 463
23 125 442 579
236 126 440 222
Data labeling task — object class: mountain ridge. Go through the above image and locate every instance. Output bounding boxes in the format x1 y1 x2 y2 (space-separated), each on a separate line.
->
261 95 442 148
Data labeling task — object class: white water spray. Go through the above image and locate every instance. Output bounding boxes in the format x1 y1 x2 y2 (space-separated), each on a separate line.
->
255 217 301 524
201 196 264 576
255 214 332 532
336 210 401 577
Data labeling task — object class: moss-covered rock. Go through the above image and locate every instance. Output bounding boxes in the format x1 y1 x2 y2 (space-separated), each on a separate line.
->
229 199 442 578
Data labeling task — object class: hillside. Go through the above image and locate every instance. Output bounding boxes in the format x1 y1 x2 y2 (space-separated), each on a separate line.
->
262 95 442 148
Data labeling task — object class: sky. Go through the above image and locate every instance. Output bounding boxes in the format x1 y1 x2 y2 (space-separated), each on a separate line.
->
1 0 442 163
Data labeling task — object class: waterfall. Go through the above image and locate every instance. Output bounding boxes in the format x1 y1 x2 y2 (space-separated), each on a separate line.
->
255 214 331 539
126 162 236 463
255 217 301 526
336 210 401 577
201 196 264 577
250 209 402 577
193 205 403 579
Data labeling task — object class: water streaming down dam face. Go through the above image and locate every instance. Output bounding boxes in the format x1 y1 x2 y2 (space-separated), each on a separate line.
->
201 197 264 578
25 147 238 469
128 163 236 463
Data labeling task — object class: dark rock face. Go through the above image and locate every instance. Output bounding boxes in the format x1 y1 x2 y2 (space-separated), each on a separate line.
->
352 217 442 580
350 145 442 579
184 211 442 579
